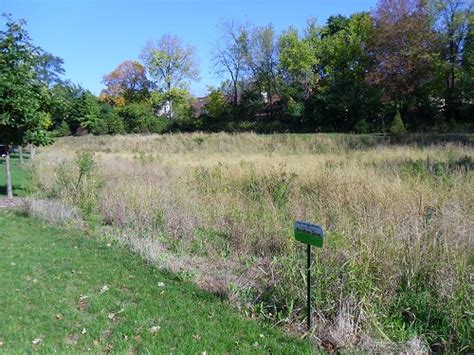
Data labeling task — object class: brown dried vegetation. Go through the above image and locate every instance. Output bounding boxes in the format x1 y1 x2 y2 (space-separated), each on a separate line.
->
31 133 473 352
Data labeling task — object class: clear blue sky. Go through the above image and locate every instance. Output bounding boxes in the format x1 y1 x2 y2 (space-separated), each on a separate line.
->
1 0 378 97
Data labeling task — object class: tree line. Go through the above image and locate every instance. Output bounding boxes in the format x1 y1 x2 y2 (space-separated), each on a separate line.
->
97 0 473 134
1 0 474 148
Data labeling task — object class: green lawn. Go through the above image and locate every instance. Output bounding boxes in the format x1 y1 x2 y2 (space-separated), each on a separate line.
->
0 211 313 353
0 153 30 197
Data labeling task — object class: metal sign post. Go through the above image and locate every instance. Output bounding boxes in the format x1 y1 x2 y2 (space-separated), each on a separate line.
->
294 221 324 332
307 243 311 330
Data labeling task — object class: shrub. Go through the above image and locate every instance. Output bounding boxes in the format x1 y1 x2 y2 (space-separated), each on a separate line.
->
53 120 72 137
94 104 125 135
390 111 407 135
118 102 168 133
354 119 370 133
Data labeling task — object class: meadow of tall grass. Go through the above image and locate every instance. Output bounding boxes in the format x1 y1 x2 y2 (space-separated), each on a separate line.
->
30 133 473 352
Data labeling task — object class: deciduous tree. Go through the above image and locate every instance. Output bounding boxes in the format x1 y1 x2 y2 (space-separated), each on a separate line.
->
314 13 381 131
213 20 249 106
369 0 439 123
101 60 151 106
0 15 54 198
37 52 65 87
431 0 473 122
245 25 281 119
278 27 317 100
140 35 199 118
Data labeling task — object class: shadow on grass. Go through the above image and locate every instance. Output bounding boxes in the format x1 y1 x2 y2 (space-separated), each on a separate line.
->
388 133 474 146
0 185 28 197
154 265 229 301
339 133 474 150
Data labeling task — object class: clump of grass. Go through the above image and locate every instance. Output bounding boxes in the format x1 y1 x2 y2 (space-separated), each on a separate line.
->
31 133 474 352
240 164 296 210
23 198 84 228
400 155 472 183
34 151 103 225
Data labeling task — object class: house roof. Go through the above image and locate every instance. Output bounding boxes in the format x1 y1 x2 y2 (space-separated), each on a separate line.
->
191 96 210 116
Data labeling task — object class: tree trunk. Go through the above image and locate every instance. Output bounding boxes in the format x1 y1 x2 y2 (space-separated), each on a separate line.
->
5 153 13 199
167 83 174 120
19 146 24 164
29 144 35 160
233 81 238 106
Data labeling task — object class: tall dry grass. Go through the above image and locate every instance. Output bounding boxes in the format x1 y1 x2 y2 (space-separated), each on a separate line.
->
31 133 473 352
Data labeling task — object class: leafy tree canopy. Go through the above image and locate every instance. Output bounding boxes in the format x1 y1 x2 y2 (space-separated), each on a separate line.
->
0 14 54 147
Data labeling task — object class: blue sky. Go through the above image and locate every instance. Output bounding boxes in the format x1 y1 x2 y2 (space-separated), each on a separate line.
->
1 0 378 96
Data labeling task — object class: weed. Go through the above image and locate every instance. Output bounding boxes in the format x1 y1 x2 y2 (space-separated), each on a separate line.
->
48 151 103 224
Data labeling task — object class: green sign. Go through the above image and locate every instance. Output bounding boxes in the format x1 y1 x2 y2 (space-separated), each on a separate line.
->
294 221 323 248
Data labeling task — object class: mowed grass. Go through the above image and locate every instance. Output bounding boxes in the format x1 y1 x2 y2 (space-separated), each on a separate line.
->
0 211 313 353
0 154 30 197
